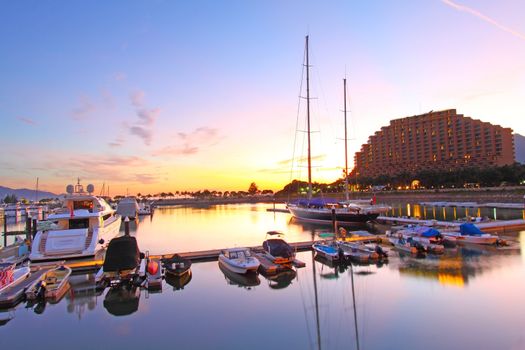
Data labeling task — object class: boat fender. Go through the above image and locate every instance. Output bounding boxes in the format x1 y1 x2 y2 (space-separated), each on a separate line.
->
147 261 159 275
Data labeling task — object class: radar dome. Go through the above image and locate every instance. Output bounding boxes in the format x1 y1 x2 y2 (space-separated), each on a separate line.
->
66 185 74 194
87 184 95 194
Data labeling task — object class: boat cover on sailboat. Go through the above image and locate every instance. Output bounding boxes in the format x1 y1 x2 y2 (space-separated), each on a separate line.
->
459 223 484 236
263 239 294 259
291 198 339 207
103 236 141 272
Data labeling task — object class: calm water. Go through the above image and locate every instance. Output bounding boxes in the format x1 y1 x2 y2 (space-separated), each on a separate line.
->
1 203 525 350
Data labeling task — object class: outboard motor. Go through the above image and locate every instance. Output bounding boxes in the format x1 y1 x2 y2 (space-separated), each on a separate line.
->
338 247 345 261
375 245 388 258
414 241 426 254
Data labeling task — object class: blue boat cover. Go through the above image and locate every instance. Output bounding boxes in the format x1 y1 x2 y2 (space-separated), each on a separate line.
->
314 243 338 254
290 198 338 207
410 226 440 237
459 223 484 236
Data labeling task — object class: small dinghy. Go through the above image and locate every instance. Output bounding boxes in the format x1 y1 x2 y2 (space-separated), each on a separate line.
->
0 263 30 294
312 242 341 262
392 226 445 254
26 265 72 301
388 235 426 256
163 254 192 277
442 223 498 245
218 248 260 274
262 231 295 265
0 263 31 308
337 241 379 263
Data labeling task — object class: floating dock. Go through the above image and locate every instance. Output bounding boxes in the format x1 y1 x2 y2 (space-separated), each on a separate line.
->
377 216 525 233
266 208 289 213
48 241 315 273
419 201 525 209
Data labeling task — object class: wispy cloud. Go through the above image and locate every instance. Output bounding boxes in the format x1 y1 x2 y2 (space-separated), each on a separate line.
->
277 154 327 166
42 154 159 184
16 116 37 125
108 138 124 148
130 90 145 108
71 95 96 120
113 72 127 81
441 0 525 41
127 91 160 146
152 127 221 156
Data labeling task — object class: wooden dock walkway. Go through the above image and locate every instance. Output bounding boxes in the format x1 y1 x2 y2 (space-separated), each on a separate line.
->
53 241 316 273
150 240 315 261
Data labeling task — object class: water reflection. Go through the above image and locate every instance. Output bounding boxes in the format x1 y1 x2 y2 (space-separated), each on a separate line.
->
103 286 140 317
65 273 101 319
165 271 192 291
392 246 522 288
0 204 524 350
385 202 523 221
218 262 260 289
263 269 296 290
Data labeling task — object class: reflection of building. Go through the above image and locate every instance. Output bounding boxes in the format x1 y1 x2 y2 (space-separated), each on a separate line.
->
354 109 514 177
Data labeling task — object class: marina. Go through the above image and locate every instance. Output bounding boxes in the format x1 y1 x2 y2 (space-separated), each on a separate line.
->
2 2 525 348
0 203 523 350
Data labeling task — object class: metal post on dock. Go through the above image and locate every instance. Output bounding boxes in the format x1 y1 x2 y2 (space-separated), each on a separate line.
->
3 216 7 247
331 208 337 234
25 216 32 241
124 217 130 236
32 218 37 238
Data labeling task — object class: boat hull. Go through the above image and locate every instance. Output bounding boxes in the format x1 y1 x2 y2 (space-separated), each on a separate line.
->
443 234 497 245
29 215 121 262
312 244 340 261
288 206 378 223
218 256 260 275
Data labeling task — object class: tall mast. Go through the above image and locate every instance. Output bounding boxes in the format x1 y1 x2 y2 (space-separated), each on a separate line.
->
344 78 349 201
35 177 39 203
306 35 312 200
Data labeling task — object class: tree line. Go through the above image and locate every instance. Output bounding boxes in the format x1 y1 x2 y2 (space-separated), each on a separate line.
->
275 163 525 195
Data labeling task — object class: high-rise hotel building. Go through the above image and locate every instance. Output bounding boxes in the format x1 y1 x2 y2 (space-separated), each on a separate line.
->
354 109 514 177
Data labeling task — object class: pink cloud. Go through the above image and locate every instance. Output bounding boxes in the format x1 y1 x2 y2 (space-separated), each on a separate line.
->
16 116 37 125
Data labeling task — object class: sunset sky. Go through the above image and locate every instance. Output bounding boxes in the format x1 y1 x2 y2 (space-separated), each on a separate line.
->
1 0 524 195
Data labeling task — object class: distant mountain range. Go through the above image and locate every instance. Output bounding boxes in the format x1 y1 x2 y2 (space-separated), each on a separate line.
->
0 186 58 201
515 134 525 164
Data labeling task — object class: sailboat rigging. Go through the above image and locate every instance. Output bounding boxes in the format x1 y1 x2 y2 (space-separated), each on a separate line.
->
287 36 390 224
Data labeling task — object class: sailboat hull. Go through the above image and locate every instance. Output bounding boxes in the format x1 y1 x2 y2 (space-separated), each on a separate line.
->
288 206 378 223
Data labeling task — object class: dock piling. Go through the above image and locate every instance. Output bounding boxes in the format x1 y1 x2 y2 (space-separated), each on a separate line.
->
331 208 337 234
124 217 130 236
32 218 37 238
3 216 6 247
25 217 32 241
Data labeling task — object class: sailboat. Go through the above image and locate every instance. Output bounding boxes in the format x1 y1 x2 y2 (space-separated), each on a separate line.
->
287 36 390 224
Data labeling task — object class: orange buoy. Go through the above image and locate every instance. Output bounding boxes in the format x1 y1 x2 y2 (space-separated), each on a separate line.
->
147 261 159 275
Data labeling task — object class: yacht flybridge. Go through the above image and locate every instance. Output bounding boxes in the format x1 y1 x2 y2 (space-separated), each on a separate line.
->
29 181 121 262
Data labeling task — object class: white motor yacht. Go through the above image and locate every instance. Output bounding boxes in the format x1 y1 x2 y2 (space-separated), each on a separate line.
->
29 181 121 262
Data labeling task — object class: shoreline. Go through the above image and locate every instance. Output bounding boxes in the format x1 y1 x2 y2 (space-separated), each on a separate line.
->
151 187 525 207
